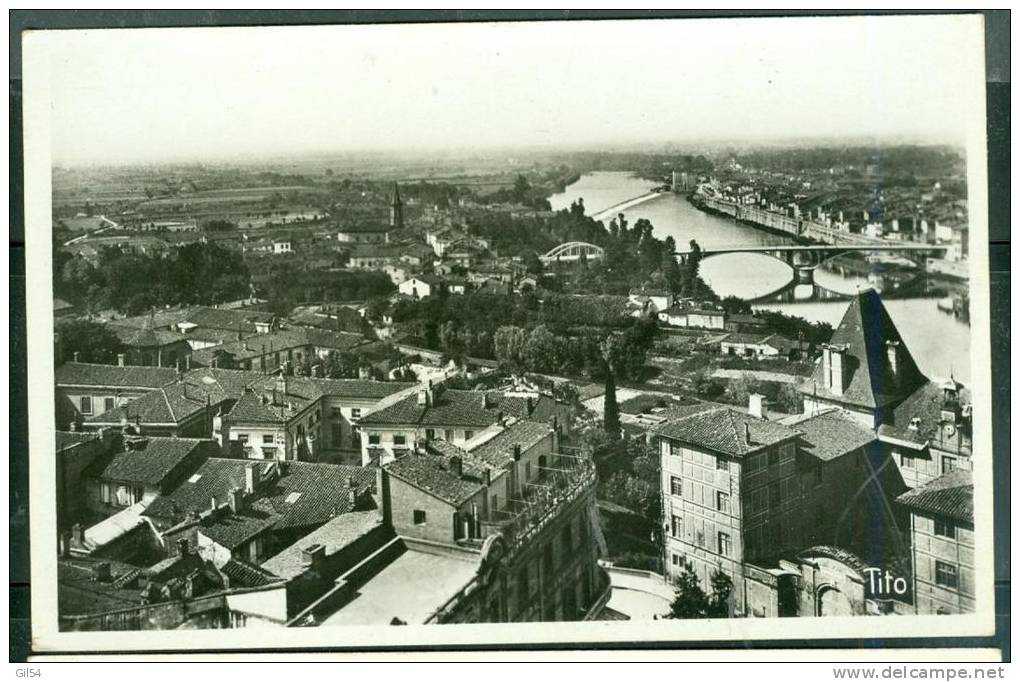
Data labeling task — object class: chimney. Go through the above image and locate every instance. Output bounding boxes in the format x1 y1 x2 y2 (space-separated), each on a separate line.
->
417 388 429 407
822 344 849 396
73 351 80 363
346 475 356 488
68 421 77 433
210 496 218 513
483 468 492 486
301 543 326 569
512 444 521 462
244 462 259 494
748 393 768 420
908 417 921 431
449 455 463 478
185 355 191 370
228 487 244 514
744 422 753 445
177 538 190 557
117 353 126 367
886 341 900 380
526 397 535 415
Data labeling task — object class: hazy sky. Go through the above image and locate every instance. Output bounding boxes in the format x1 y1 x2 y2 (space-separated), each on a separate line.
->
36 14 984 165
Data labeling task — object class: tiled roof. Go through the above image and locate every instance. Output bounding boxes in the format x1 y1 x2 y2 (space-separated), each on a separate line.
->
58 557 145 617
799 290 928 410
111 306 275 334
55 362 178 388
359 388 504 428
261 510 383 580
56 430 100 451
199 511 277 550
189 327 367 365
385 448 489 506
108 324 188 348
465 419 553 468
783 410 877 461
220 557 283 588
86 368 264 426
83 437 216 485
145 458 377 533
225 381 320 424
651 406 800 457
302 378 416 401
896 469 973 524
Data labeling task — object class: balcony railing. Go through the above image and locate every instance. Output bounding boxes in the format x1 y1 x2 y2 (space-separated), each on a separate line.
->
476 454 596 555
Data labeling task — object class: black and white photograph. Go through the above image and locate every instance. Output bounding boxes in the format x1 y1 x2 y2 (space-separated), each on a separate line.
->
17 12 998 656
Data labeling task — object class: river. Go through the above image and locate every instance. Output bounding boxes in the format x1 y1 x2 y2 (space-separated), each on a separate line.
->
548 171 971 384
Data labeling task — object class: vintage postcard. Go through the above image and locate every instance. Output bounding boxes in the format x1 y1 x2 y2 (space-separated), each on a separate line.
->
21 13 995 654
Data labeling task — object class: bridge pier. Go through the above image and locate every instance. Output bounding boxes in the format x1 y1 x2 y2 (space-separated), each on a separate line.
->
795 266 816 285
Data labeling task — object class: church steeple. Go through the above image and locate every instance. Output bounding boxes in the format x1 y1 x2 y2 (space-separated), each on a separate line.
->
389 183 404 229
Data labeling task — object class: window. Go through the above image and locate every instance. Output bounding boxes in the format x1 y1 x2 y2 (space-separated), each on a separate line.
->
525 462 532 482
104 397 115 413
670 476 683 497
716 456 728 471
769 482 781 508
351 408 361 419
660 439 673 457
80 396 93 415
935 561 959 589
464 430 474 440
934 519 956 539
413 510 427 525
100 482 111 504
717 532 732 557
262 434 274 444
671 515 683 538
444 429 455 441
901 452 915 469
368 434 381 445
237 434 249 444
132 486 144 504
671 553 683 567
768 448 780 466
393 435 407 446
942 456 956 473
425 428 435 440
813 464 824 486
716 491 730 513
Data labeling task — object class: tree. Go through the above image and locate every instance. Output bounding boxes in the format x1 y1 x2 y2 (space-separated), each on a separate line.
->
601 336 621 439
493 325 527 373
522 250 544 275
666 560 733 619
57 319 125 365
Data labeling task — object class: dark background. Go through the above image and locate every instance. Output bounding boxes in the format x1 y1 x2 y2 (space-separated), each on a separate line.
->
8 9 1010 662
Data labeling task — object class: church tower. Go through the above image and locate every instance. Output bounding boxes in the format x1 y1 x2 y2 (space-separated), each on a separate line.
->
389 183 404 229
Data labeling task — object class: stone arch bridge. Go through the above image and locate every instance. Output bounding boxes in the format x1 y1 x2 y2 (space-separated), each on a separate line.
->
674 244 948 285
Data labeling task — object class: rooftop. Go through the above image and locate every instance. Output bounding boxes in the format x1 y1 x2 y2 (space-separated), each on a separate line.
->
464 419 554 469
877 380 972 451
319 545 478 626
799 290 928 410
144 458 377 533
896 469 973 524
261 510 383 581
385 447 491 507
781 410 877 461
358 387 533 429
58 556 145 617
651 406 801 457
83 437 217 485
55 362 178 388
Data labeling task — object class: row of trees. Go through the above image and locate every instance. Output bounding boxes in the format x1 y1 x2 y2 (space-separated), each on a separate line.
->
56 242 251 316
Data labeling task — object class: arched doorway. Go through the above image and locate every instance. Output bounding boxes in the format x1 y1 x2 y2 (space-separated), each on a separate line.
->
817 584 853 617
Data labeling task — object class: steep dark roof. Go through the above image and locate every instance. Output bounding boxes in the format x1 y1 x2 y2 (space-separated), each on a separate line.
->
261 510 383 580
58 557 145 617
109 324 188 348
55 362 178 388
83 437 215 485
385 449 488 506
302 378 416 401
799 290 928 410
785 411 877 462
896 469 973 524
225 383 319 425
651 407 801 458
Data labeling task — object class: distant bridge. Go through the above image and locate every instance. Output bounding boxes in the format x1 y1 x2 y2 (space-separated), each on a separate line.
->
540 241 606 263
674 243 948 284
